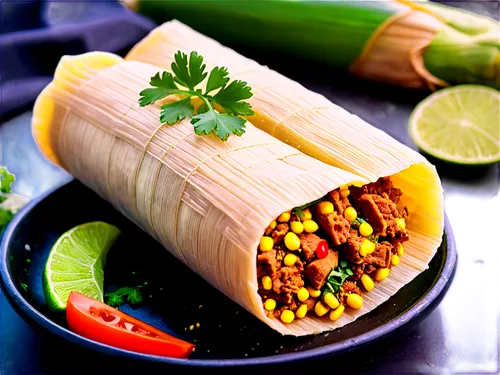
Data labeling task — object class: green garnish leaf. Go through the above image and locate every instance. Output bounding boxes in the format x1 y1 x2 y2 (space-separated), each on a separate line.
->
321 261 353 297
213 80 254 115
160 98 195 124
192 112 246 141
292 196 326 219
350 217 367 227
0 167 16 232
171 51 207 90
20 282 28 292
150 71 177 89
126 288 143 305
0 167 15 194
216 100 254 116
192 110 217 135
139 50 253 141
0 208 14 231
139 87 181 107
105 286 143 308
106 292 124 307
214 114 246 140
139 72 183 107
205 66 229 94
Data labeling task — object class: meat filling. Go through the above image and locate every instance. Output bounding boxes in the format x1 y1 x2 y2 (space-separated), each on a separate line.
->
257 177 410 324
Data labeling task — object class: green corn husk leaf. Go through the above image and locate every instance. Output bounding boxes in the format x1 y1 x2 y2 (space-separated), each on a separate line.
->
132 0 500 89
135 0 405 68
421 2 500 88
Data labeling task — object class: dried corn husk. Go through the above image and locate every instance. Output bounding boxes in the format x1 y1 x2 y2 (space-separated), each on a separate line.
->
32 49 443 336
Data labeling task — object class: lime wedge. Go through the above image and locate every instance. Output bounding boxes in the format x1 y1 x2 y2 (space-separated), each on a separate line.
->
43 222 120 312
409 85 500 165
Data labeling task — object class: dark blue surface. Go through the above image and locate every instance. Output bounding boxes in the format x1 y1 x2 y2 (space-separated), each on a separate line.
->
0 1 500 374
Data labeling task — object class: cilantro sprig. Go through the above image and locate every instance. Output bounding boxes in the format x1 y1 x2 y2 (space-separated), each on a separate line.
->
105 286 143 308
0 167 15 194
139 51 254 141
0 169 27 233
322 260 353 298
293 195 326 220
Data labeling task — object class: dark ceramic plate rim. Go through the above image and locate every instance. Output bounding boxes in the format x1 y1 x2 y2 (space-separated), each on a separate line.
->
1 183 457 367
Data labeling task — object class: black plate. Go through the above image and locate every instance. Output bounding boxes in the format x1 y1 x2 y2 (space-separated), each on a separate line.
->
0 180 456 367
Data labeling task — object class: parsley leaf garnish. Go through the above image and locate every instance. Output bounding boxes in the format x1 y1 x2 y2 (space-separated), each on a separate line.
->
0 167 15 194
322 261 353 298
0 208 14 230
293 196 326 220
139 51 254 141
105 286 143 308
205 66 229 94
160 98 194 125
350 217 367 227
368 233 380 243
0 167 16 233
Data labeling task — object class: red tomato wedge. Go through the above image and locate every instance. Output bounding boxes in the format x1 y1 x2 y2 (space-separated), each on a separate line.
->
66 291 194 358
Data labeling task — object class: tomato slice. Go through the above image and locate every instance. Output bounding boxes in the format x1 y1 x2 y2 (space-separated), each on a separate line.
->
66 291 194 358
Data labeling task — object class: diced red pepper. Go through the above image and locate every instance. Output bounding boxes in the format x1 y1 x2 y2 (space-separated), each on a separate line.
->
315 240 328 259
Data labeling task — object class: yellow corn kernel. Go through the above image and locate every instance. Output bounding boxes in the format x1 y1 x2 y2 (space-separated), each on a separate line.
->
360 239 376 257
284 253 298 267
302 208 312 221
346 294 363 310
307 286 321 298
392 254 400 266
397 243 404 257
262 276 272 290
340 189 350 198
396 218 406 230
280 310 295 324
360 274 375 291
375 268 390 281
329 305 345 321
264 298 276 311
269 220 277 230
284 232 300 251
303 220 319 233
290 221 304 234
359 222 373 237
340 184 349 191
297 287 309 302
344 206 357 222
296 304 307 319
351 181 364 188
259 236 274 252
278 211 291 222
323 293 340 309
314 301 330 317
318 201 334 215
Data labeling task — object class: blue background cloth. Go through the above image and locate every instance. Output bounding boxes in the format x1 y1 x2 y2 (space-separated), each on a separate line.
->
1 0 156 121
0 0 500 374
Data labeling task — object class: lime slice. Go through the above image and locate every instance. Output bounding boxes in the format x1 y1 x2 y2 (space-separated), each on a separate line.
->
43 222 120 312
409 85 500 165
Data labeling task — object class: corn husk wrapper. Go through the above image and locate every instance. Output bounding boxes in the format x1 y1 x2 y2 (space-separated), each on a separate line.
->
33 39 443 335
127 21 443 255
